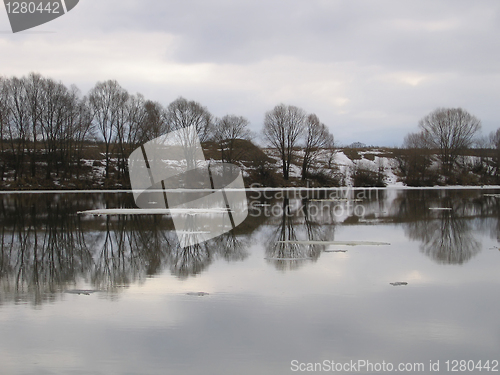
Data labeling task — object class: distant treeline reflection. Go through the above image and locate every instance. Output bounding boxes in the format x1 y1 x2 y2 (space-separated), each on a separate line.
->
0 193 251 306
1 190 500 306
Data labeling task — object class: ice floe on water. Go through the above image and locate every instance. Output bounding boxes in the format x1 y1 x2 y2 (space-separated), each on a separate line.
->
64 289 99 295
277 240 390 246
390 282 408 286
309 198 363 202
78 208 232 216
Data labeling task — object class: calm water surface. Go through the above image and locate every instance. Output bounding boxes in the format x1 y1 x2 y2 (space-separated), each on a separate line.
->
0 189 499 374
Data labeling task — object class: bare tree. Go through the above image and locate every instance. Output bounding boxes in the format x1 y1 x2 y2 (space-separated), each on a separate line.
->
113 93 150 179
213 114 251 163
0 74 94 183
23 72 45 178
114 94 169 178
71 94 94 179
395 132 437 186
138 100 169 143
490 128 500 150
162 97 213 172
263 104 306 180
0 77 9 180
418 107 481 176
489 128 500 182
39 76 76 178
88 80 129 180
301 113 334 180
404 131 430 149
3 76 30 180
165 97 213 142
470 136 491 184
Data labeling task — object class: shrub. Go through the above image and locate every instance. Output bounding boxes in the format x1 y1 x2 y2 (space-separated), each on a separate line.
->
351 162 386 187
303 169 342 187
362 153 376 161
343 148 362 161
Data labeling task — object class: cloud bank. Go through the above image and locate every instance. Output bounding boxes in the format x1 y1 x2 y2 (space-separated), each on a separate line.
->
1 0 499 145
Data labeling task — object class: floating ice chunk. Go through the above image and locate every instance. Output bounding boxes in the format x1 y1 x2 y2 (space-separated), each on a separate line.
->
64 289 98 295
277 240 390 246
186 292 209 296
176 231 211 235
309 199 363 202
78 208 231 215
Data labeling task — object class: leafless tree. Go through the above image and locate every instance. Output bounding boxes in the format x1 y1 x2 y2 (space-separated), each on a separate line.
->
3 76 30 180
138 100 169 143
490 128 500 150
263 104 306 180
115 94 169 179
88 80 129 180
470 136 491 184
0 77 10 180
71 95 94 179
301 114 334 180
165 97 213 142
418 107 481 176
1 74 95 183
213 114 251 163
39 77 75 178
488 128 500 181
112 93 150 179
23 72 45 178
404 131 430 149
395 132 437 186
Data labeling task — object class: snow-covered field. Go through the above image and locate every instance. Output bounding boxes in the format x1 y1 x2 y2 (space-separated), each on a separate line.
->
260 148 500 188
262 148 405 187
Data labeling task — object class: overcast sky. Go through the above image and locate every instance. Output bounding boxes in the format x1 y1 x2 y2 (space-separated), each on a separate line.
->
1 0 499 146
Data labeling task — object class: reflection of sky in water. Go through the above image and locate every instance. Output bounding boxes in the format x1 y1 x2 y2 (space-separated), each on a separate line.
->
0 190 500 374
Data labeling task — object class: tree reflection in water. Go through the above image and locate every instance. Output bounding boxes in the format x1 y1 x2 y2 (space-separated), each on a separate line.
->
395 191 482 264
3 190 499 305
0 193 250 306
412 210 481 264
167 232 249 279
265 198 336 271
0 194 96 305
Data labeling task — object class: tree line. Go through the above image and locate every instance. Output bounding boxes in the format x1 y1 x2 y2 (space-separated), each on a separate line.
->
0 72 336 188
396 107 500 186
0 73 258 187
0 73 92 182
2 72 499 189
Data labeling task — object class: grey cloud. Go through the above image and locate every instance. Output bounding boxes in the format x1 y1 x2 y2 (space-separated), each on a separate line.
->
62 0 500 75
75 1 500 70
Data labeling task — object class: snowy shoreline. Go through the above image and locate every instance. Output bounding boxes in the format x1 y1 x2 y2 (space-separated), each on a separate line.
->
1 185 500 194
